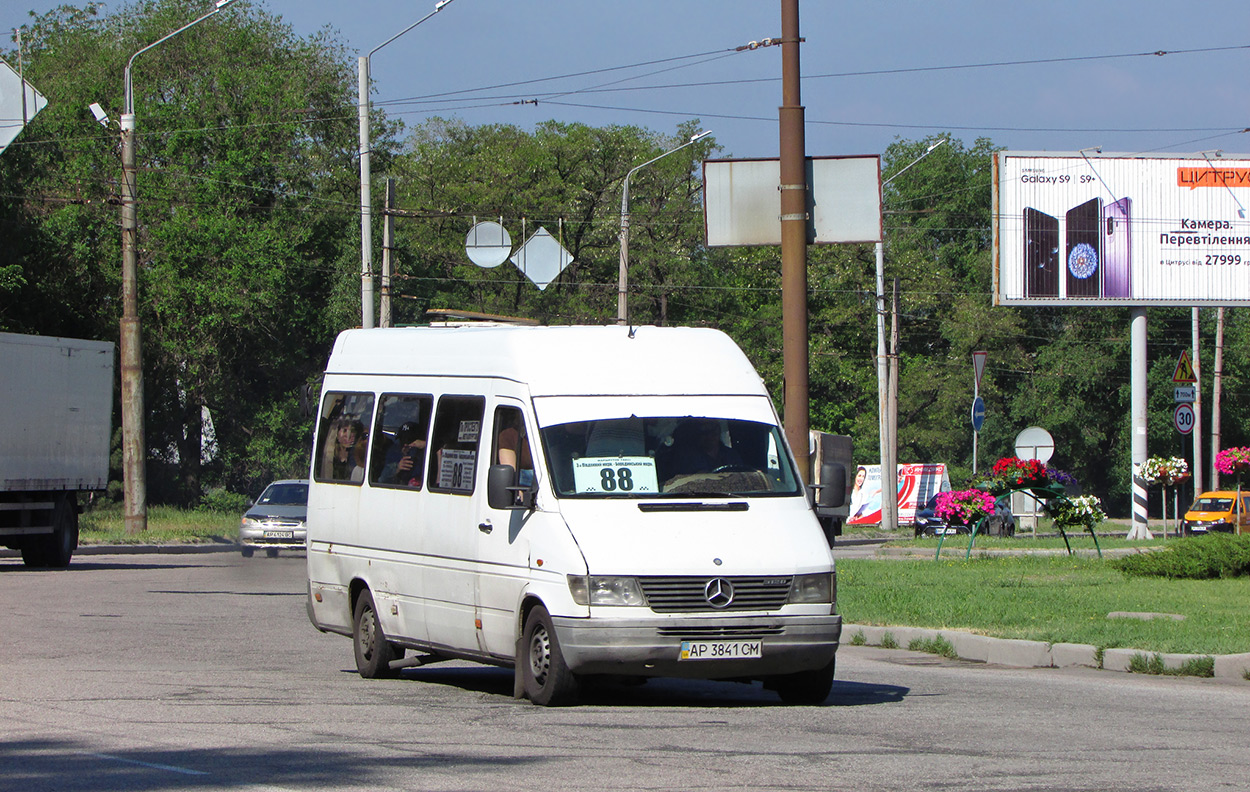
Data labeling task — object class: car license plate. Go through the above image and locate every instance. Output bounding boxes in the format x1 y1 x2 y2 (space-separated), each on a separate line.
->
679 640 762 660
263 530 293 539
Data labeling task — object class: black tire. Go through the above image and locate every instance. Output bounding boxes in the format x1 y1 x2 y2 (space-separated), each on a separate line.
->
265 547 279 558
352 590 398 679
773 657 836 705
20 541 48 568
240 546 255 558
521 605 580 706
21 496 77 569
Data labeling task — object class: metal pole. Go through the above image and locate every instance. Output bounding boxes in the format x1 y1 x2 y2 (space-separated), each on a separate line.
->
1128 308 1151 539
359 1 457 331
1212 307 1224 489
616 130 710 325
779 0 809 481
117 0 238 534
1192 308 1203 497
887 278 900 530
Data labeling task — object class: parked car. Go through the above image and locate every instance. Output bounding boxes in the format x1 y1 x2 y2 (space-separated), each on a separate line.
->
913 496 1014 537
1181 491 1250 536
240 479 309 557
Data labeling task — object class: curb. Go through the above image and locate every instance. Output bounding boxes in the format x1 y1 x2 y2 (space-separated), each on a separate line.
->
1 542 242 559
843 623 1250 683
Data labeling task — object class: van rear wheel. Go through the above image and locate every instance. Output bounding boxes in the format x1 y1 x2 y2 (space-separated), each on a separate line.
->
521 605 580 706
353 590 398 679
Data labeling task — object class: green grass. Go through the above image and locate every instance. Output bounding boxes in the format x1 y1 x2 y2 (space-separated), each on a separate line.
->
80 505 239 545
837 555 1250 656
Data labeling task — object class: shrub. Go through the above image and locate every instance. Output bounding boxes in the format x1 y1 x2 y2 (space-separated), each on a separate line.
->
1114 533 1250 579
198 488 250 514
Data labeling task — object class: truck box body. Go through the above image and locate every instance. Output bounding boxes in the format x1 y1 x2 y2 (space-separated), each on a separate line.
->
0 332 114 567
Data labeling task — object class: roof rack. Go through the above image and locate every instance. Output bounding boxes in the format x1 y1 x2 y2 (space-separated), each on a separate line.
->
421 308 540 326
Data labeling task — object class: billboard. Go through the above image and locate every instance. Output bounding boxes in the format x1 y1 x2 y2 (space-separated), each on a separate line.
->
703 156 881 246
848 463 950 526
994 152 1250 306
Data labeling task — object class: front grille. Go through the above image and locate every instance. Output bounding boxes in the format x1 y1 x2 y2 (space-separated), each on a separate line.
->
657 624 785 638
257 519 302 529
637 576 792 613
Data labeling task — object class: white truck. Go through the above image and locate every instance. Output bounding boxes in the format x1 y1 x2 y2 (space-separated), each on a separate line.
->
0 332 114 568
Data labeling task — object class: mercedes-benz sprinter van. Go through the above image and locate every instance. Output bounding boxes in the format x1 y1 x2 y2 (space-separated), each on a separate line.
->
305 324 844 705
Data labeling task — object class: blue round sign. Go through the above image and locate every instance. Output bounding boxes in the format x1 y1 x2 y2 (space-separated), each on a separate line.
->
971 396 986 432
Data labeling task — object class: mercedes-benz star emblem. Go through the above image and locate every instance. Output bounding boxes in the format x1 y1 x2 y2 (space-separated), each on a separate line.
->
704 578 734 608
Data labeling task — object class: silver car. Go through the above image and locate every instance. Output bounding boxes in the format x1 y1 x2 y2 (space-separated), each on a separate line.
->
239 479 309 557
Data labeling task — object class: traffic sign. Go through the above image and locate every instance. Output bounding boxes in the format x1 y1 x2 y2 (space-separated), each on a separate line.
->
1172 350 1197 384
972 351 987 393
1174 403 1195 435
1174 386 1195 403
1014 426 1054 463
971 396 986 432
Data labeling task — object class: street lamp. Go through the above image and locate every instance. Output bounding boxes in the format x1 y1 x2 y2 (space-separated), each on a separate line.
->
119 0 238 534
616 129 711 325
359 0 456 329
875 137 946 532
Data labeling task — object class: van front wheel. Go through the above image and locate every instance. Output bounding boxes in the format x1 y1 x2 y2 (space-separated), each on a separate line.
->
353 590 398 679
771 657 835 705
521 605 580 706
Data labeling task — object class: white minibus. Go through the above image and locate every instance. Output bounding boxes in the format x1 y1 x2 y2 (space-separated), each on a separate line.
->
305 324 845 705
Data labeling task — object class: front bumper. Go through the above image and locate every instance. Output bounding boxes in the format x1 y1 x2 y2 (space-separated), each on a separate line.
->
239 522 307 549
551 613 841 678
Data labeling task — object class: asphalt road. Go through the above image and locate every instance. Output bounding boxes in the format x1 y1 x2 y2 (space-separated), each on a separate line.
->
2 551 1248 792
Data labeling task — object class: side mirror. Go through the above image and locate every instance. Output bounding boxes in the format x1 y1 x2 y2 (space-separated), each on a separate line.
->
815 462 846 508
487 464 534 510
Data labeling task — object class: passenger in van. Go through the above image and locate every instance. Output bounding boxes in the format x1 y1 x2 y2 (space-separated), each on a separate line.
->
496 412 535 488
379 421 427 487
667 418 743 476
321 418 366 482
543 421 588 494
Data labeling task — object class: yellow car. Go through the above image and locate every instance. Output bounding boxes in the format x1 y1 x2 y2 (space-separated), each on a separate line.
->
1181 491 1250 536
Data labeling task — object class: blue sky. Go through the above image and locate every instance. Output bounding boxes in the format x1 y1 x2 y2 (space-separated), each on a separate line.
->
6 0 1250 160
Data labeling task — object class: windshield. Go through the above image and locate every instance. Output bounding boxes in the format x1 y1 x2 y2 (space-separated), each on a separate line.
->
259 483 309 506
540 417 801 498
1192 497 1233 512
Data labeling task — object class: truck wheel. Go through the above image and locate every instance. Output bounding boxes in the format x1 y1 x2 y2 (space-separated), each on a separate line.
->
20 541 48 568
352 589 398 679
521 605 580 706
241 546 254 558
772 657 835 705
44 497 78 568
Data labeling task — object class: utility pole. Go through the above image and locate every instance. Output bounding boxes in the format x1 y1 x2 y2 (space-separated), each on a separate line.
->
380 178 395 328
779 0 810 479
1192 309 1203 498
1212 307 1225 488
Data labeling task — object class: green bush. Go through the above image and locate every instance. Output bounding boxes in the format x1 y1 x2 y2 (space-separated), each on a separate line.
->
198 488 251 514
1114 534 1250 579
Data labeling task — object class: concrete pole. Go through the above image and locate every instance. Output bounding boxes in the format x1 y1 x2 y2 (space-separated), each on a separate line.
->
874 241 894 530
617 176 632 325
886 278 899 530
1128 308 1152 540
119 112 147 535
358 56 374 329
380 178 395 328
779 0 810 481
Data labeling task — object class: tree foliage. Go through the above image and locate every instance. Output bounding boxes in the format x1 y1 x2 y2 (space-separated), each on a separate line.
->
2 2 1246 515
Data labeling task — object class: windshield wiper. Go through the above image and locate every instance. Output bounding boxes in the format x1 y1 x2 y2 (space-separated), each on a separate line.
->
638 501 749 512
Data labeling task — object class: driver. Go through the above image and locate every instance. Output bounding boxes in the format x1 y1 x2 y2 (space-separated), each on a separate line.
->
668 419 743 476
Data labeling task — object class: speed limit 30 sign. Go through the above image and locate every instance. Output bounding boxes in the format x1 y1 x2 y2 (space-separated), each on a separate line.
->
1173 403 1195 435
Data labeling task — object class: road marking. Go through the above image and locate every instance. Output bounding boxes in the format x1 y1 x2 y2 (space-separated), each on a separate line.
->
84 752 208 776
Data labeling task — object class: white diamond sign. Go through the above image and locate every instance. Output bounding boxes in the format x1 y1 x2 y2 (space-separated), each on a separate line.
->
0 60 49 156
511 227 573 291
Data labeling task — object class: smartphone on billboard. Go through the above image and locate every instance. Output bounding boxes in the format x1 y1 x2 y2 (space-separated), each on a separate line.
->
1065 198 1102 298
1023 207 1059 299
1102 197 1132 299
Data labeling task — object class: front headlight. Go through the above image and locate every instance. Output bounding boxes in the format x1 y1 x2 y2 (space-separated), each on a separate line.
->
789 572 834 604
567 575 646 606
241 516 261 530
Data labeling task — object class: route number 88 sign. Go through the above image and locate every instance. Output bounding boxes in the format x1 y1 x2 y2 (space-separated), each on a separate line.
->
572 456 659 494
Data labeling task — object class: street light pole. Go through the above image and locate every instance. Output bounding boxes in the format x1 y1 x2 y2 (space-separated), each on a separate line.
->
875 137 946 532
616 129 711 325
359 0 455 329
119 0 237 535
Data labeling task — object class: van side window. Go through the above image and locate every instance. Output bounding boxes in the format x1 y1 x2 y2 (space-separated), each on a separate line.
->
427 396 485 494
370 394 433 489
315 391 375 485
492 406 534 487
